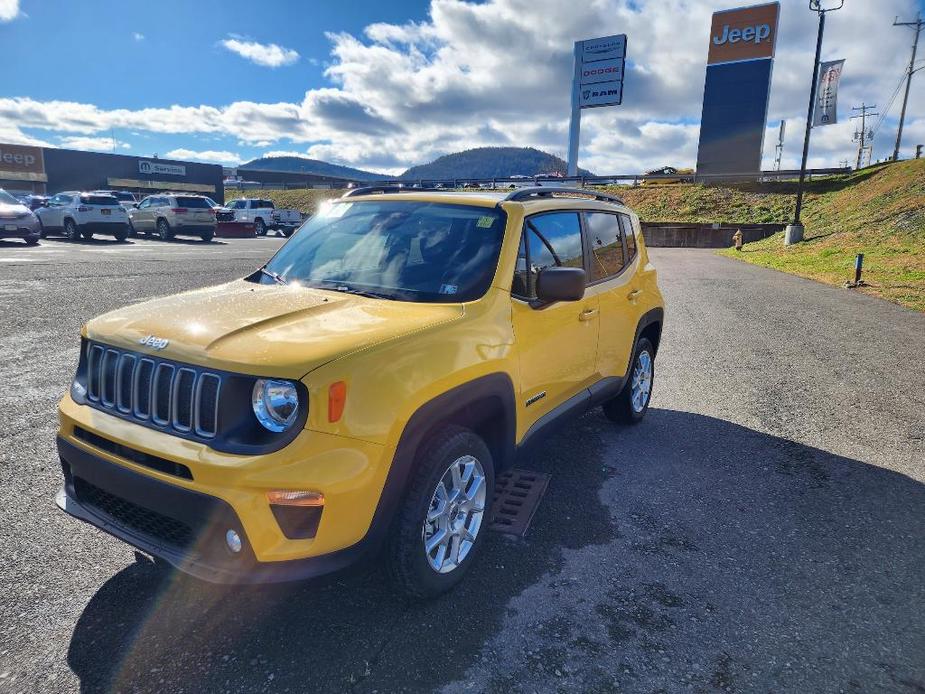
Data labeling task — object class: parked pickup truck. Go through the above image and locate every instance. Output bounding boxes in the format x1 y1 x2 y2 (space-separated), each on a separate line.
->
226 198 302 237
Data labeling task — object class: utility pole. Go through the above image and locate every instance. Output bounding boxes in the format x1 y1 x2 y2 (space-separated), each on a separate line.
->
892 12 923 161
851 103 878 169
774 120 786 171
785 0 844 246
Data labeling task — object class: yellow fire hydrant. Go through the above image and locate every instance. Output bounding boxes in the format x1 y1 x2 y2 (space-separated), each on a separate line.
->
733 228 743 251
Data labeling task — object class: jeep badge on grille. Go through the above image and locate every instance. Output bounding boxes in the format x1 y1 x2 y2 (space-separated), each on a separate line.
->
139 335 169 350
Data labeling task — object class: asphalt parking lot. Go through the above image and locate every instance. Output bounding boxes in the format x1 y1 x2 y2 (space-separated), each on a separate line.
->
1 237 923 693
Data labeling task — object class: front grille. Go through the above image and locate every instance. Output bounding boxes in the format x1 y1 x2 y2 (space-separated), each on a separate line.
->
85 342 222 439
216 211 234 222
74 427 193 480
74 476 194 549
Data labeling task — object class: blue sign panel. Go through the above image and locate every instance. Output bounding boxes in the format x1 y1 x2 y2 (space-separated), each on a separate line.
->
696 59 773 178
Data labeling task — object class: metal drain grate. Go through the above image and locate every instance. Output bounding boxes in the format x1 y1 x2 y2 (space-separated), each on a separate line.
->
487 469 551 536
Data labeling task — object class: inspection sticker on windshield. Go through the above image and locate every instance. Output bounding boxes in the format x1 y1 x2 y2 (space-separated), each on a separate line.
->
439 284 458 295
476 216 495 228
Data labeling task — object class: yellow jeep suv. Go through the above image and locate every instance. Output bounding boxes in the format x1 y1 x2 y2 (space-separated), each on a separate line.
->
56 186 664 598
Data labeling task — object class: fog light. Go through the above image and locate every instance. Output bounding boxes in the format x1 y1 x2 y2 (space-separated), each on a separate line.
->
225 529 242 553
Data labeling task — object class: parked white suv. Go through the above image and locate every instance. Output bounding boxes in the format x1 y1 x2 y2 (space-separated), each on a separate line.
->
128 194 216 242
226 198 302 236
35 192 130 241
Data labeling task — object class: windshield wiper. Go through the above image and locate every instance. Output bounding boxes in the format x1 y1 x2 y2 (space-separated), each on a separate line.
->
259 267 287 285
327 284 394 300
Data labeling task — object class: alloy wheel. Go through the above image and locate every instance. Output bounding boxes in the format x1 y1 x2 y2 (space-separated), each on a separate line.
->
631 350 653 413
422 454 487 574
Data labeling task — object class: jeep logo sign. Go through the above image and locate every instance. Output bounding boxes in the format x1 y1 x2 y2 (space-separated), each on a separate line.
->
0 143 45 175
712 23 772 46
707 1 779 66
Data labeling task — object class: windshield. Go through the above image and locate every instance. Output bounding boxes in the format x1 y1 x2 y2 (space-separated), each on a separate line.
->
0 190 21 205
259 200 506 303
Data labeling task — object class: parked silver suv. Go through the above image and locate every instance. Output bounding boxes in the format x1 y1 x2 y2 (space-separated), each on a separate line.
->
129 194 216 242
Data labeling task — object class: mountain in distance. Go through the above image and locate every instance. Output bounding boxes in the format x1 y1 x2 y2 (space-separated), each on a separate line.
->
239 156 383 181
401 147 593 180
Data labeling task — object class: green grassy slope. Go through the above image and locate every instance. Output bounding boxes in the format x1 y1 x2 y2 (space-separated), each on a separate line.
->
236 159 924 311
711 160 924 312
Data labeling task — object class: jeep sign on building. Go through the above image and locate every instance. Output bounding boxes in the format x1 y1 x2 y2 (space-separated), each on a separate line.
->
695 2 780 180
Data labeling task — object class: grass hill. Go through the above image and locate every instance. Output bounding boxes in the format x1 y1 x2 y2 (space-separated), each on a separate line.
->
401 147 592 180
239 156 382 181
238 159 924 311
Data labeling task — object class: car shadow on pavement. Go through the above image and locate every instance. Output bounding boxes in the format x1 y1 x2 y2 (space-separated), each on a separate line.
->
65 409 925 693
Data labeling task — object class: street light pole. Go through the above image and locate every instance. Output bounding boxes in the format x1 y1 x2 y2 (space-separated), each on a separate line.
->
785 0 844 246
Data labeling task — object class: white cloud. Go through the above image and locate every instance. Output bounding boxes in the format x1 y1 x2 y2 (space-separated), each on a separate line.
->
0 0 21 22
2 0 922 173
132 32 145 41
220 37 299 68
58 136 130 151
164 148 242 165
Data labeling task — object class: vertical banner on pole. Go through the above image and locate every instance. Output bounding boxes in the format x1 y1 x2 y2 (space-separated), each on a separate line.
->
567 34 627 176
812 59 845 126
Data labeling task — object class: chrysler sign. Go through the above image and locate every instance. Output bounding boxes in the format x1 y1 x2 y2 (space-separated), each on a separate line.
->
139 160 186 176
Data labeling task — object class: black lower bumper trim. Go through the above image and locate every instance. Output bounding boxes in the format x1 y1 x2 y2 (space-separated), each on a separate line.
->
56 436 371 584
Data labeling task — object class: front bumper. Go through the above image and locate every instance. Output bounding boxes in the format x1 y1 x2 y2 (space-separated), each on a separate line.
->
56 394 395 583
0 218 39 239
56 437 370 583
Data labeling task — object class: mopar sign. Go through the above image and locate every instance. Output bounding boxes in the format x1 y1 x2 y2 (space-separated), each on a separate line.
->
139 160 186 176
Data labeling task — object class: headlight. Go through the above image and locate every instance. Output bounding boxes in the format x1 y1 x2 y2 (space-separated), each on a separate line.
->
252 379 299 432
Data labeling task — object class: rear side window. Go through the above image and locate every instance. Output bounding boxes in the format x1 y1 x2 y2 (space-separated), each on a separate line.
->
175 196 211 208
81 195 119 206
260 200 275 209
585 212 626 281
512 212 583 299
620 214 637 261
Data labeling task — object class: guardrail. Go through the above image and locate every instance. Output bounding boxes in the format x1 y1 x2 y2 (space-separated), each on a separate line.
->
222 167 852 192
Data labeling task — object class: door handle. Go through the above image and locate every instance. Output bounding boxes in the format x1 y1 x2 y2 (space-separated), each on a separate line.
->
578 308 598 321
627 289 642 300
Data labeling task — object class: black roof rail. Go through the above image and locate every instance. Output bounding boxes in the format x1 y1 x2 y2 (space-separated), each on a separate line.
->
341 185 412 197
502 186 624 205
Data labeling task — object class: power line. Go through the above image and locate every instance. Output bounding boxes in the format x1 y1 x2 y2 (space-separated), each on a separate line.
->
851 103 878 169
892 12 924 160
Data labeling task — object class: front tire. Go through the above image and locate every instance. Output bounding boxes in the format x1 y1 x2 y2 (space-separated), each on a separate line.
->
389 426 493 599
254 218 267 236
114 227 129 242
24 235 40 246
38 219 47 239
603 336 655 424
64 219 82 241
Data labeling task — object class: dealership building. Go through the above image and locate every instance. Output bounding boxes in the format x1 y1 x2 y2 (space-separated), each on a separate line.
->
0 143 225 201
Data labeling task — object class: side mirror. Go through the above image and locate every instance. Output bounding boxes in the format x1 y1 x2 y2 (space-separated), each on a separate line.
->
535 267 586 304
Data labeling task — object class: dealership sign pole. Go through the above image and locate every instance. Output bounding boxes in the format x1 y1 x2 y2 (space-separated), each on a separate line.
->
567 34 627 177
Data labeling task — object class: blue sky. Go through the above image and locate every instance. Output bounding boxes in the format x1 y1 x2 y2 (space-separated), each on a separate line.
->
3 0 925 174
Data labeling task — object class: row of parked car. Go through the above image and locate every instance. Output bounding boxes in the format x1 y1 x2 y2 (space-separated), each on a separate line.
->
0 188 304 245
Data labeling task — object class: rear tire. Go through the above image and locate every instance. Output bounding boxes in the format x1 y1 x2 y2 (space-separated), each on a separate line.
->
200 231 214 243
157 218 173 241
254 218 266 236
38 220 47 239
389 426 493 599
114 227 129 242
64 218 81 241
24 235 40 246
603 336 655 425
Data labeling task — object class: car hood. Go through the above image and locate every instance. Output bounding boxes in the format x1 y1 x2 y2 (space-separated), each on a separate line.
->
86 279 464 378
0 202 32 219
